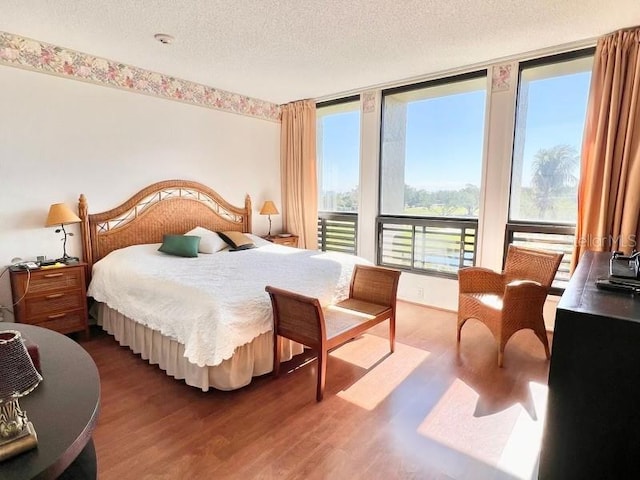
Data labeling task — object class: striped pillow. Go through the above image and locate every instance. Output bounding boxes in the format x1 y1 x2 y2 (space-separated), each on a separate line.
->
217 231 256 251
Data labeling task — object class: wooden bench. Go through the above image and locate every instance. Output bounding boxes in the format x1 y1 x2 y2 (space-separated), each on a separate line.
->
266 264 401 401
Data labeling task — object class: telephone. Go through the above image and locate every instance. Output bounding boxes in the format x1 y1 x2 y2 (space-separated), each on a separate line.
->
18 262 40 270
610 251 639 279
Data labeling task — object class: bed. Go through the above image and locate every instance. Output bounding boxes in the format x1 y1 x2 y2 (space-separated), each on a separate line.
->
79 180 364 391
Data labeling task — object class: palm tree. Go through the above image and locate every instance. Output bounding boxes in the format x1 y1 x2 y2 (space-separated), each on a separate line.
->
531 145 578 219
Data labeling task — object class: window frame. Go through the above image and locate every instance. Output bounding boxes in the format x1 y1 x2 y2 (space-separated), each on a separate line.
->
317 211 358 254
316 95 361 253
504 222 576 296
377 215 478 279
376 69 488 277
505 47 595 292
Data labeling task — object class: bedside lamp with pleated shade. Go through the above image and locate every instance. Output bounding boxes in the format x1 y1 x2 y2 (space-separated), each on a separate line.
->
259 201 279 237
45 203 81 264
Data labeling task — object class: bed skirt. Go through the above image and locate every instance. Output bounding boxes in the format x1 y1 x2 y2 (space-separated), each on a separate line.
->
96 303 304 391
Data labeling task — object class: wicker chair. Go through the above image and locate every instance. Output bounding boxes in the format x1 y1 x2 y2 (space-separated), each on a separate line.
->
266 264 401 401
457 245 563 367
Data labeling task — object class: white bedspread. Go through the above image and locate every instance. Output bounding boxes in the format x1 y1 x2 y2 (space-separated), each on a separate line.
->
87 240 367 367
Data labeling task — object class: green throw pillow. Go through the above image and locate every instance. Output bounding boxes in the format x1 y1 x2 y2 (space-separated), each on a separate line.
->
217 231 256 251
158 235 201 257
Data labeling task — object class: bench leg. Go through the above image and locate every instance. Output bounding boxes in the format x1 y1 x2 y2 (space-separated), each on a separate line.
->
316 349 327 402
389 314 396 354
273 335 281 377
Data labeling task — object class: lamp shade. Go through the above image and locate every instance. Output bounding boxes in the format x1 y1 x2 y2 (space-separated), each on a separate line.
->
45 203 81 227
259 201 279 216
0 331 42 401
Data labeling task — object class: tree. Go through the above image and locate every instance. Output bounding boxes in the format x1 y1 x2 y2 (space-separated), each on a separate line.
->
404 184 421 208
403 183 480 216
432 190 459 216
320 188 358 212
336 188 358 212
531 145 578 219
457 184 480 217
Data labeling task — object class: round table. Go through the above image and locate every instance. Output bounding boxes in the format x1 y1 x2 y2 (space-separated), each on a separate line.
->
0 323 100 479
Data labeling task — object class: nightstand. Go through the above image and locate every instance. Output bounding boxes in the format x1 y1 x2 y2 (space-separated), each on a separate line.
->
10 263 89 337
264 234 299 248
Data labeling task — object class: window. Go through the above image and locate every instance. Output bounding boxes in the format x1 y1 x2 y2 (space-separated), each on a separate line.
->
507 50 594 290
510 52 593 224
316 97 360 254
378 72 487 276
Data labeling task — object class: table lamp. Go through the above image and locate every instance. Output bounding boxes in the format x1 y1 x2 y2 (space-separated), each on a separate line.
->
259 200 279 237
45 203 81 264
0 330 42 462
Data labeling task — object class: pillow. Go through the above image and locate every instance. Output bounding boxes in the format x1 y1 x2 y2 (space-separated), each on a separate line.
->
185 227 228 254
158 235 200 257
218 231 256 251
245 234 271 247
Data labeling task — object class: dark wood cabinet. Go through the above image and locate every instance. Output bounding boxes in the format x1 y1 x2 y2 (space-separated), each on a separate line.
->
539 251 640 479
10 263 89 336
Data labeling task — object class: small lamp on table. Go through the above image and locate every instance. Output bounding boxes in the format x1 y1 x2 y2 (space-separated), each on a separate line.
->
45 203 81 264
259 200 279 237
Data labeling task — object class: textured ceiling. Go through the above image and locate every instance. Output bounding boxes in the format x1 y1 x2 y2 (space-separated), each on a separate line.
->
1 1 638 104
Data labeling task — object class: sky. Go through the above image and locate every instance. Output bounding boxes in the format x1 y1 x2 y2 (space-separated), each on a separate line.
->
318 109 360 192
317 62 592 194
516 71 591 184
402 88 485 190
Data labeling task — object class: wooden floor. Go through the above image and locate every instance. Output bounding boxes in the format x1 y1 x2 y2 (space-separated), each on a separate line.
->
79 302 552 480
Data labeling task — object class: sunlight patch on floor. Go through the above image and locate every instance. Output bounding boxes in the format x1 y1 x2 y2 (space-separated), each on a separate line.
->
417 379 547 480
330 334 393 369
336 335 429 410
497 382 548 479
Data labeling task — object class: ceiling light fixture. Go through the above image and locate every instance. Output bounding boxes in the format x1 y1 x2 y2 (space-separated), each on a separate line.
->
154 33 174 45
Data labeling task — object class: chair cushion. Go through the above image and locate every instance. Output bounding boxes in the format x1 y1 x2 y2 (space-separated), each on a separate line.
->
463 293 504 310
333 298 390 316
324 300 392 349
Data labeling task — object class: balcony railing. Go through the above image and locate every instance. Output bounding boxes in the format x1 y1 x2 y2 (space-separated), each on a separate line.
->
317 212 358 255
505 223 575 293
377 216 477 278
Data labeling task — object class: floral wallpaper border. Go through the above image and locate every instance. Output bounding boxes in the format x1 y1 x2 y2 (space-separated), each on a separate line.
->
362 91 377 113
0 31 281 122
491 64 513 92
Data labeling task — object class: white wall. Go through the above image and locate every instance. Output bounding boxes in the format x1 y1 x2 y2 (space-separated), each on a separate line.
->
0 65 281 320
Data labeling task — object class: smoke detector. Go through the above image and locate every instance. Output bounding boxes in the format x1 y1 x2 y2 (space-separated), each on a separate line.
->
154 33 174 45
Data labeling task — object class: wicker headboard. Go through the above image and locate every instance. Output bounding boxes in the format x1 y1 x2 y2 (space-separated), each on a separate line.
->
79 179 252 275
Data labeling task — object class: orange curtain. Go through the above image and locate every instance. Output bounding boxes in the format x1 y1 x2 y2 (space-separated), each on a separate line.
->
573 27 640 266
280 100 318 249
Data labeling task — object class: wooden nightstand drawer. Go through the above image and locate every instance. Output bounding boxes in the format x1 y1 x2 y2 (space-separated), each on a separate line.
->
265 235 299 248
13 268 84 295
23 290 85 318
29 309 87 334
10 263 89 337
276 237 298 247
